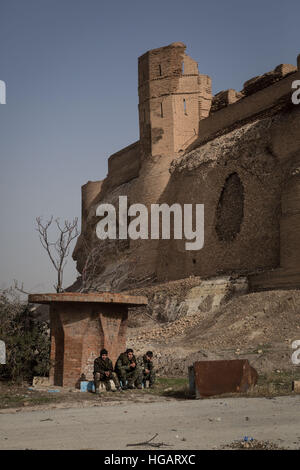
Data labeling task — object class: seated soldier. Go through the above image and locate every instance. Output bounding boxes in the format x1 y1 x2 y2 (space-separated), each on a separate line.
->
93 348 122 393
142 351 156 388
115 348 143 390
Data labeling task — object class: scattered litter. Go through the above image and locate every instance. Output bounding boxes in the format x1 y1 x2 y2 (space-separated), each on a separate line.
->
40 418 53 422
223 438 284 450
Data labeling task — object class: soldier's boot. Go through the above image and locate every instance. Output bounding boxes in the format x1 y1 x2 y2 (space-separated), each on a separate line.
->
133 368 143 390
142 372 149 388
118 372 128 390
94 374 101 394
149 372 156 388
127 373 135 389
111 372 122 392
105 381 112 392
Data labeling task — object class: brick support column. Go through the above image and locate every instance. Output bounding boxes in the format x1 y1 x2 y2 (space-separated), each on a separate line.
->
59 303 90 387
50 303 128 386
98 304 128 367
49 305 65 386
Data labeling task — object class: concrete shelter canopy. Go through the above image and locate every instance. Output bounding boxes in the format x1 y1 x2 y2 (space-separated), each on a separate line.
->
28 292 148 306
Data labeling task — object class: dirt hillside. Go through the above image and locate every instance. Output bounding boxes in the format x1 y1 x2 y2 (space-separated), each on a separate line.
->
128 289 300 376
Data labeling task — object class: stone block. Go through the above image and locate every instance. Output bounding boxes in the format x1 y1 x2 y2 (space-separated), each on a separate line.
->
292 380 300 393
32 376 50 387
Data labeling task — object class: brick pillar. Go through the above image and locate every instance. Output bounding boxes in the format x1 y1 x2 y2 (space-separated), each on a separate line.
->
49 305 64 386
47 300 132 387
59 303 90 387
81 310 103 380
98 304 128 367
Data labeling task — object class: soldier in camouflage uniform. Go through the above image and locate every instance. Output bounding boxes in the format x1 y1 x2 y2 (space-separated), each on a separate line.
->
93 349 122 393
141 351 156 388
115 348 143 389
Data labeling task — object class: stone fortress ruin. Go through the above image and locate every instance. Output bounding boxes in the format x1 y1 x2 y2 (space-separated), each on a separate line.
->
72 42 300 296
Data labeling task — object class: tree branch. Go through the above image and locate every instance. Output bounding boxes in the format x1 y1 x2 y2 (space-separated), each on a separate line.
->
35 216 79 292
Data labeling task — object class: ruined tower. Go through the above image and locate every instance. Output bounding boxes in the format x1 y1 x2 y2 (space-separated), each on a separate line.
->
138 42 212 158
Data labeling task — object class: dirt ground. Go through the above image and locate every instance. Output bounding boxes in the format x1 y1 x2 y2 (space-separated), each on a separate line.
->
0 377 187 411
1 394 300 450
1 368 300 414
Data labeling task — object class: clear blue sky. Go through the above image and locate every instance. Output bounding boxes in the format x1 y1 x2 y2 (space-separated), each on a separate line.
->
0 0 299 292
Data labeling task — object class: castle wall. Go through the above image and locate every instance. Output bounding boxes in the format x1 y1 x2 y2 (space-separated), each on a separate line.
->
280 173 300 270
156 116 285 281
138 43 212 158
188 65 298 152
106 141 141 189
81 180 103 232
173 73 211 153
72 44 300 292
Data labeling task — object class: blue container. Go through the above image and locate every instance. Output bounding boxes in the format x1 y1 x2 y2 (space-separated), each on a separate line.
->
80 381 95 392
80 381 89 392
87 381 95 392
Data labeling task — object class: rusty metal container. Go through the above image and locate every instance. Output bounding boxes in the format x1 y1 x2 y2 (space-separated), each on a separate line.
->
190 359 258 398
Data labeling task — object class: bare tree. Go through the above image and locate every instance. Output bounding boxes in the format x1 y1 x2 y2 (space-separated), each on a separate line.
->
36 216 79 293
13 280 31 296
80 239 102 292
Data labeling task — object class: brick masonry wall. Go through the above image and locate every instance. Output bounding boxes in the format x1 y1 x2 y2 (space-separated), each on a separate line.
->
49 302 128 387
71 45 300 293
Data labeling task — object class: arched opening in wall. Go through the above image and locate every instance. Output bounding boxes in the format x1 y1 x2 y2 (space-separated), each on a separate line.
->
158 64 162 76
215 172 244 242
